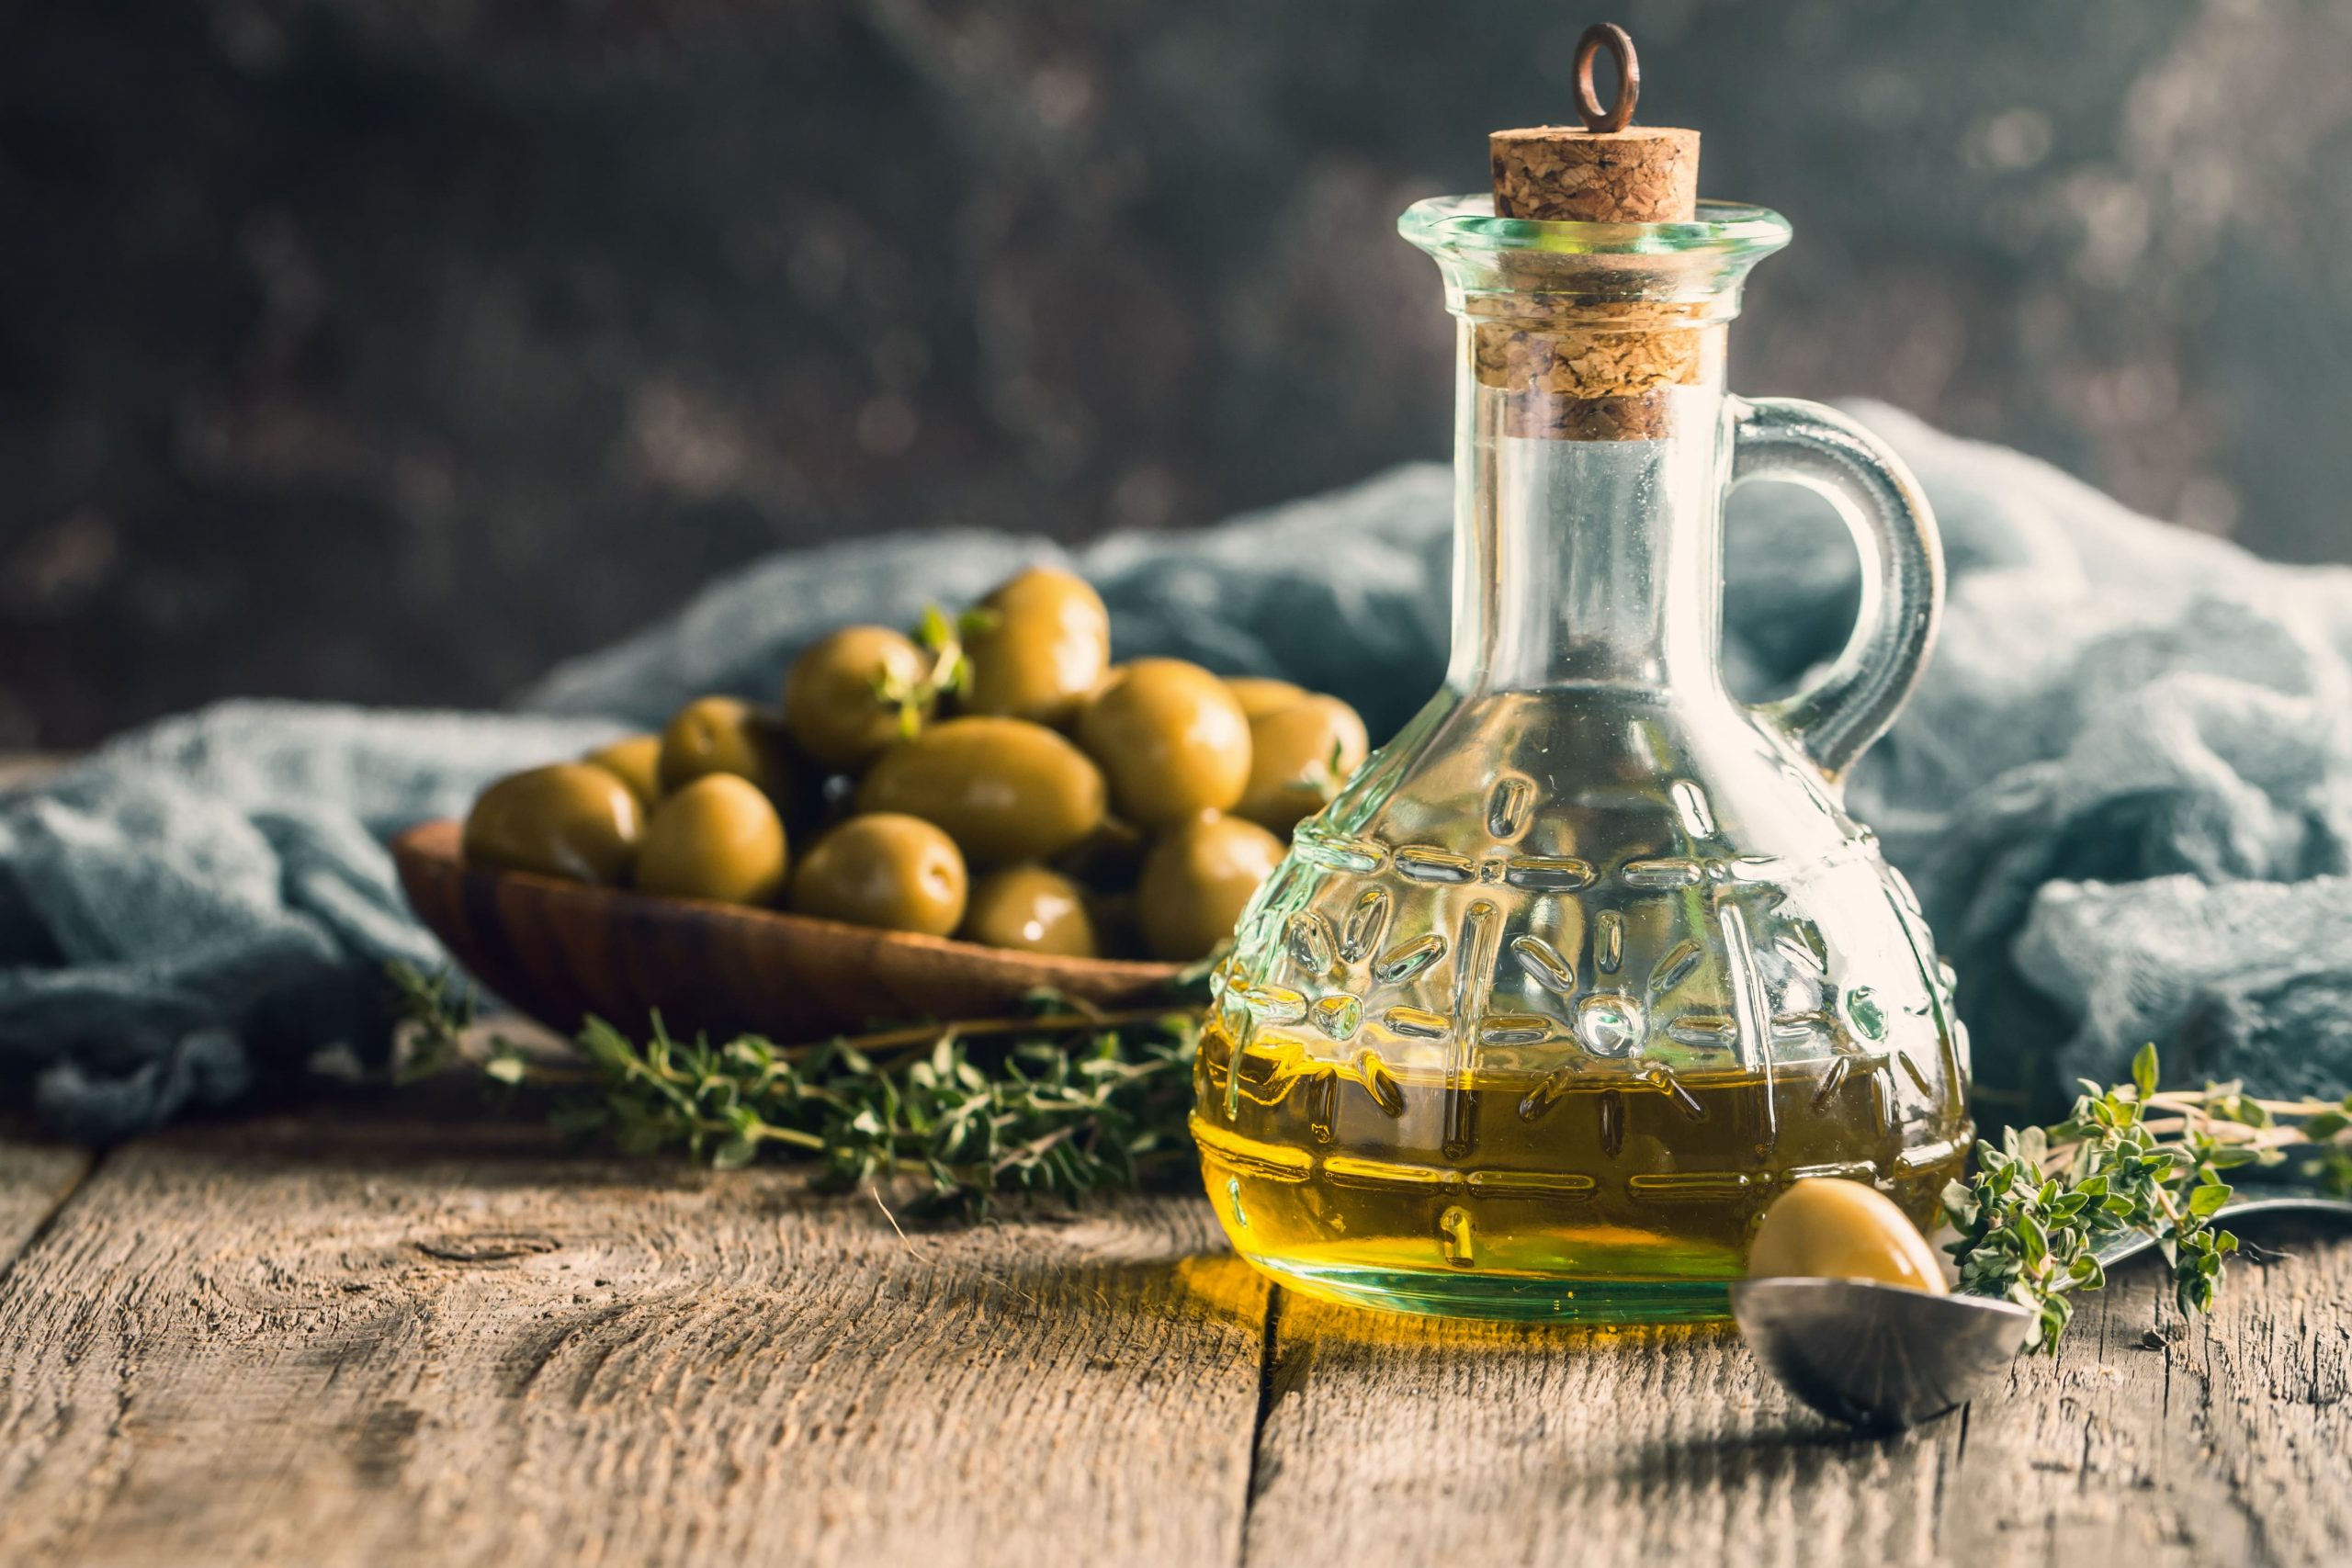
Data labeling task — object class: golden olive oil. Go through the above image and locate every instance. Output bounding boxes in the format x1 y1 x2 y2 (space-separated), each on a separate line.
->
1193 1021 1966 1321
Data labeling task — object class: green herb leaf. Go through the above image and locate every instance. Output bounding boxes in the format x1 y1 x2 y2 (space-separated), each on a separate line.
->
391 963 1199 1217
1942 1042 2352 1352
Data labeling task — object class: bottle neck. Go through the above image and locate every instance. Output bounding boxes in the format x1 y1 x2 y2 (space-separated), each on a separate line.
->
1446 326 1730 697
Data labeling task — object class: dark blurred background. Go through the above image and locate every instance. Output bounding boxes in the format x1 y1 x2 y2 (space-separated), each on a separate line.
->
5 0 2350 749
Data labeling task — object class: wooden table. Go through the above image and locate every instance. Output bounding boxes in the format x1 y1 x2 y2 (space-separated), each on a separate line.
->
3 747 2347 1564
1 1088 2346 1568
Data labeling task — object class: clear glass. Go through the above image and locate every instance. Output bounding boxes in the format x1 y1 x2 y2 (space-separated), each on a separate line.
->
1192 197 1970 1323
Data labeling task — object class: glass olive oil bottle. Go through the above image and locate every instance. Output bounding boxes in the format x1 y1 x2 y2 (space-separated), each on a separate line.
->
1190 176 1968 1323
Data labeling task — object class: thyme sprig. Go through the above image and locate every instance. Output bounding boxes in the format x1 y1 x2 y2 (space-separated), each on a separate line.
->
390 963 1201 1216
398 964 2352 1330
1944 1043 2352 1351
873 604 998 738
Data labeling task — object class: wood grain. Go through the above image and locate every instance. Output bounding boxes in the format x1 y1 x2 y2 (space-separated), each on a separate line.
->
1939 1224 2352 1568
0 1108 1267 1568
392 817 1182 1045
1243 1224 2352 1568
6 1085 2346 1568
0 1138 91 1270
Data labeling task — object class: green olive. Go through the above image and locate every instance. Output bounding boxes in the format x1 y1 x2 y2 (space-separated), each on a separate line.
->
1224 677 1307 719
1136 812 1284 962
856 716 1106 868
1235 694 1370 833
959 866 1100 957
784 625 928 771
463 763 643 886
634 774 789 906
1747 1178 1948 1293
790 813 968 936
963 566 1111 727
1076 659 1252 829
582 733 663 808
658 695 794 800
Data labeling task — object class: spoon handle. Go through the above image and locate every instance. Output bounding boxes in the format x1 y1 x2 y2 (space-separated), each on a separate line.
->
2090 1188 2352 1268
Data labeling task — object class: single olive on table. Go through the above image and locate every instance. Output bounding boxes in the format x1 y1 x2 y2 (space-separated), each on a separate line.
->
635 774 790 906
455 565 1377 964
790 813 968 937
1746 1178 1949 1294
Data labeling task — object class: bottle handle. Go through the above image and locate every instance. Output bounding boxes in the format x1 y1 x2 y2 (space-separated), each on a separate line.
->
1726 397 1945 784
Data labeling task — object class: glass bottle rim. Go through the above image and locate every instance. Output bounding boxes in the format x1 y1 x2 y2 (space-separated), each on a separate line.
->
1399 195 1792 260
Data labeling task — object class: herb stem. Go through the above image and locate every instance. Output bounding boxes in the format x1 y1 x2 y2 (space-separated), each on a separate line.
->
833 1008 1186 1055
1947 1043 2352 1351
390 962 1206 1216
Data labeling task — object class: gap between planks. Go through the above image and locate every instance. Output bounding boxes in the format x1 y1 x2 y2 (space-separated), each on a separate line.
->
0 1138 96 1282
6 1101 2346 1568
1236 1232 2352 1568
0 1107 1272 1568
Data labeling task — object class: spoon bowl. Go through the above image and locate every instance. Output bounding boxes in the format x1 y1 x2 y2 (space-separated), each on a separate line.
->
1729 1278 2032 1431
1734 1190 2352 1432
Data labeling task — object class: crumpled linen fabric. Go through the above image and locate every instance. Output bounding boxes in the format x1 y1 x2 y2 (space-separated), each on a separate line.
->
6 400 2349 1138
0 706 624 1135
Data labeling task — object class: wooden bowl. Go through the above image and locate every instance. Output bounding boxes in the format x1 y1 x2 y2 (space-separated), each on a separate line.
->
390 818 1184 1043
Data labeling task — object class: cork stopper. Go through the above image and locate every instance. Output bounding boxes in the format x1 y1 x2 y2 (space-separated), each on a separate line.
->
1488 23 1698 223
1489 126 1699 224
1480 24 1703 440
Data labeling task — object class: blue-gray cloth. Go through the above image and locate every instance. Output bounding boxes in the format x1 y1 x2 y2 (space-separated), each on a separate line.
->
8 402 2351 1139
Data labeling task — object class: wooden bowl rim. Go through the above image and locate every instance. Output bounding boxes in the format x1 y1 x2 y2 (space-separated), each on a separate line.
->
390 817 1186 987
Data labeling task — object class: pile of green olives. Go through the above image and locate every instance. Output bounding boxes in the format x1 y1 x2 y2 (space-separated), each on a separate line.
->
460 566 1370 963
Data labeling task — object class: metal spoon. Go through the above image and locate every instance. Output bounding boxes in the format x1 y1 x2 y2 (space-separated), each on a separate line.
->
1729 1190 2352 1432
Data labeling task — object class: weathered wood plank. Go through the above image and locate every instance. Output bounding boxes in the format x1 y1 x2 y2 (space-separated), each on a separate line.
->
1243 1297 1951 1568
1940 1220 2352 1568
1244 1226 2352 1568
0 1139 91 1269
0 1109 1267 1568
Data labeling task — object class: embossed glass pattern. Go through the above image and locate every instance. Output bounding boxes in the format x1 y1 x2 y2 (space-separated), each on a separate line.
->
1192 197 1970 1322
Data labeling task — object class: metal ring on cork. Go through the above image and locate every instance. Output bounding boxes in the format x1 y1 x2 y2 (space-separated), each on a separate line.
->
1574 22 1639 133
